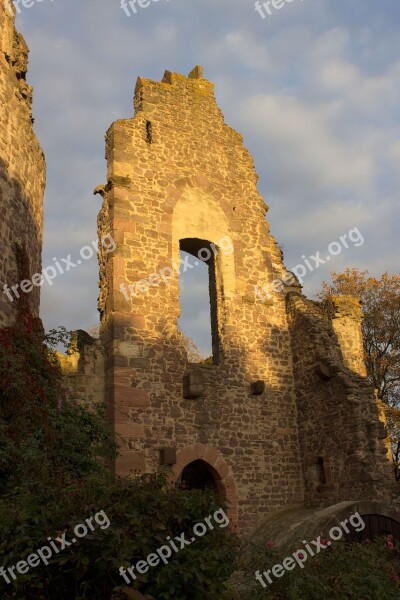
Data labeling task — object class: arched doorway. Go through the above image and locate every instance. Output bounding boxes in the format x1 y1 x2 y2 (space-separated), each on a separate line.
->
169 444 239 530
177 459 219 493
345 514 400 543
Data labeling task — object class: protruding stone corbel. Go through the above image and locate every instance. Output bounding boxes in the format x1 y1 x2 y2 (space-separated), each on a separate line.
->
93 184 106 197
159 447 177 465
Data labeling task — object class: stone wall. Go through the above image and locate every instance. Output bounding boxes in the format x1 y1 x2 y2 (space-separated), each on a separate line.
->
286 292 398 507
0 1 46 327
57 330 105 409
0 6 397 537
97 66 305 533
323 295 367 377
91 66 398 533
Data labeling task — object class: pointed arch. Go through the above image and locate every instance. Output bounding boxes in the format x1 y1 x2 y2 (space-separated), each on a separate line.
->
168 443 239 530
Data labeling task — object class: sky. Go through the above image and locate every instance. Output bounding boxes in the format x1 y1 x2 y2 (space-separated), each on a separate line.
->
13 0 400 355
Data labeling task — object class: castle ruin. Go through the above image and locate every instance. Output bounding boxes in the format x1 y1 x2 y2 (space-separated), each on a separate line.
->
91 66 399 533
0 0 398 537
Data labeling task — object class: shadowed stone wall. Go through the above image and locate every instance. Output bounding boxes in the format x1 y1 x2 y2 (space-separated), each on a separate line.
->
286 292 399 507
0 1 46 327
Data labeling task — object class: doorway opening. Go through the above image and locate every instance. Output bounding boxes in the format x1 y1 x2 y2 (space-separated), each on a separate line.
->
177 459 219 494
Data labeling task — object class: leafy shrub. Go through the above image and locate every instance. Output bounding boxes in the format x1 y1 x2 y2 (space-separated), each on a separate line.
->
0 305 236 599
219 535 400 600
0 473 237 600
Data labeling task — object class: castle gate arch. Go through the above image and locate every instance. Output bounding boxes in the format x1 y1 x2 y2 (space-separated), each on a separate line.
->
169 444 239 530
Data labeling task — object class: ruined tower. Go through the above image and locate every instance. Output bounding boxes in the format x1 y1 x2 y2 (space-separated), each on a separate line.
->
0 1 46 326
0 0 397 540
95 66 397 533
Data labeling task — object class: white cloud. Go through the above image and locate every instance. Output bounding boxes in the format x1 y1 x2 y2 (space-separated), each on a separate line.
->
242 93 375 192
10 0 398 333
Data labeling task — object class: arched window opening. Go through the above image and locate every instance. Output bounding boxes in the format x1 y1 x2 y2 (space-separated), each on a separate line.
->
178 238 220 364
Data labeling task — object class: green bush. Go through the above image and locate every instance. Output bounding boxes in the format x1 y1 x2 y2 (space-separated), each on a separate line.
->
0 473 237 600
0 308 236 599
219 535 400 600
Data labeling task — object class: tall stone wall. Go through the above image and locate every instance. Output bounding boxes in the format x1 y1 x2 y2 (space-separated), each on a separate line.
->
287 292 398 507
98 66 305 533
93 66 398 533
0 1 46 327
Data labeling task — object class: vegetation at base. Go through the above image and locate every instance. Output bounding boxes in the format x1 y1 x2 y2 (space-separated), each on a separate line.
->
1 266 399 599
216 536 400 600
0 303 236 599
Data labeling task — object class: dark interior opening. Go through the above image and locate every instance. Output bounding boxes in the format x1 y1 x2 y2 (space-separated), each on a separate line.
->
317 457 326 484
177 459 218 493
344 514 400 543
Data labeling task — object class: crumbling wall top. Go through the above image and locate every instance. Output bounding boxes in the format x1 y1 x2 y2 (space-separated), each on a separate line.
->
134 65 215 115
323 295 364 323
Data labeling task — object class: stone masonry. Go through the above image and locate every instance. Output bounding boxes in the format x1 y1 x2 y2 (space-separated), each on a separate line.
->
0 1 398 540
0 1 46 327
287 293 398 508
57 330 105 409
91 66 399 534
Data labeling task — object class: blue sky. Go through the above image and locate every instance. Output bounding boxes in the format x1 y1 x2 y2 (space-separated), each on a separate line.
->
14 0 400 354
